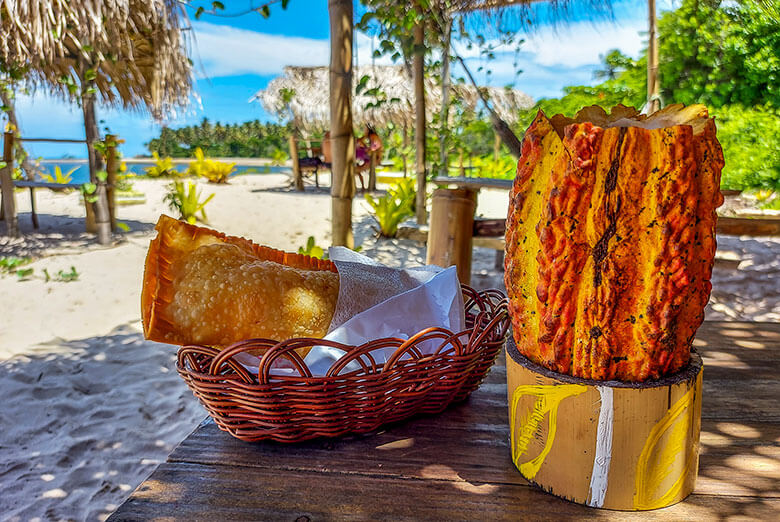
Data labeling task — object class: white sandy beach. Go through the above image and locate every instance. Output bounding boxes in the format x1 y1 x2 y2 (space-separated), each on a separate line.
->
1 172 779 520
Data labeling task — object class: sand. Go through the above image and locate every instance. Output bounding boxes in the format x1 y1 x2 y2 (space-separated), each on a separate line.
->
1 172 778 520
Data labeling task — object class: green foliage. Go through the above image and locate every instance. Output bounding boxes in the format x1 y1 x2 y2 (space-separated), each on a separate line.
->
0 256 32 279
164 181 215 224
515 50 646 131
470 154 517 180
713 105 780 191
365 178 416 238
147 119 291 158
298 236 326 259
41 165 77 184
145 152 179 178
43 266 79 282
270 147 288 166
187 147 235 183
659 0 780 108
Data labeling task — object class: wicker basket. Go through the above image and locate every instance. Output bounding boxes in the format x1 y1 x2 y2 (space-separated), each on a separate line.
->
177 286 509 442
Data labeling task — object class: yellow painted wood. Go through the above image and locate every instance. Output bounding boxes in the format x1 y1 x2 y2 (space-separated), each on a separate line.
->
506 346 702 510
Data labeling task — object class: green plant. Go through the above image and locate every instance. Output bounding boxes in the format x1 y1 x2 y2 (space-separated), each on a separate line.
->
41 165 77 184
164 181 215 224
270 147 288 166
43 266 79 282
0 256 32 279
365 179 416 237
471 154 517 180
187 147 235 183
298 236 326 259
145 152 178 178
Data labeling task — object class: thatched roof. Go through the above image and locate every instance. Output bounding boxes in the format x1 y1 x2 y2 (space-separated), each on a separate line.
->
0 0 192 118
253 65 533 132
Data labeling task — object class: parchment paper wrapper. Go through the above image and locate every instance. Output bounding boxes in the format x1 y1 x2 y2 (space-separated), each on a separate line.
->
235 247 465 377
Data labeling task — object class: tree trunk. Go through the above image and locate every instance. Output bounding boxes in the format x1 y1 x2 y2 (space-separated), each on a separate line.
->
646 0 660 113
402 123 408 177
414 14 427 225
81 85 111 245
329 0 355 248
439 16 452 178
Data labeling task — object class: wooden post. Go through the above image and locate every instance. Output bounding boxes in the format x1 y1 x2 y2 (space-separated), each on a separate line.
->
0 131 19 237
426 188 477 285
367 152 377 192
413 11 427 225
506 344 702 510
647 0 660 113
105 134 118 230
289 134 304 191
402 123 408 177
439 16 452 178
329 0 355 248
493 133 501 160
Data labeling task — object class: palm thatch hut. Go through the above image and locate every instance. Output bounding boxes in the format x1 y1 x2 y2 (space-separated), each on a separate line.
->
0 0 192 241
253 65 533 132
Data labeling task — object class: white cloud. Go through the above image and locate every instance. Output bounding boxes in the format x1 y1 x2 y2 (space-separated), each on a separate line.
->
191 22 329 78
523 20 646 67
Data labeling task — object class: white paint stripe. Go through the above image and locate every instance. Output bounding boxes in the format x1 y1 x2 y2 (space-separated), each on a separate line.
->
587 386 614 508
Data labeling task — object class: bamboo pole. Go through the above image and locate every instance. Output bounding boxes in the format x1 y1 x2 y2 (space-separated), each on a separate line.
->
414 12 427 225
439 16 452 178
647 0 660 112
0 132 19 237
329 0 355 248
105 134 118 230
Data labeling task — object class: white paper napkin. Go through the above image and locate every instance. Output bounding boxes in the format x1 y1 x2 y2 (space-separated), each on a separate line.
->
234 247 465 377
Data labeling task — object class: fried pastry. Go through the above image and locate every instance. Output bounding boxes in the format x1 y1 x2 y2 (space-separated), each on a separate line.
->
142 215 339 348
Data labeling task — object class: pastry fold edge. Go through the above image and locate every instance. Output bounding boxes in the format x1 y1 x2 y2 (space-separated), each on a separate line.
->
141 214 337 345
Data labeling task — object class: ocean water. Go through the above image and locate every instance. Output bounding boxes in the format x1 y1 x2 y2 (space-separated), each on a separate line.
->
33 160 290 184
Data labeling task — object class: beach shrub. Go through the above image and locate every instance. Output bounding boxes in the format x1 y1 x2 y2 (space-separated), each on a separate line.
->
41 165 77 185
0 256 32 279
365 179 416 238
712 105 780 191
187 147 235 183
298 236 326 259
145 152 179 178
164 180 214 224
471 155 517 180
271 148 288 166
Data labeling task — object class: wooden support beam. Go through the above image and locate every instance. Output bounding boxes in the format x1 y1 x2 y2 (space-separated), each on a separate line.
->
329 0 355 248
647 0 660 112
414 12 427 225
1 131 19 237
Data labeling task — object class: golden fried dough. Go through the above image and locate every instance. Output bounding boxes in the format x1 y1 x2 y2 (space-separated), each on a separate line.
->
142 215 339 348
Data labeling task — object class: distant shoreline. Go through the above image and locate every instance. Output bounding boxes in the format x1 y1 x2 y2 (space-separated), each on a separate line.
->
41 157 284 167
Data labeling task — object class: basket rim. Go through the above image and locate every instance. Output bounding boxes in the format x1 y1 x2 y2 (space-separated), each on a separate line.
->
177 286 509 386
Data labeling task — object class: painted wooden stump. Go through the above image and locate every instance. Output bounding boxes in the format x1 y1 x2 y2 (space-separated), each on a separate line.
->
506 341 702 510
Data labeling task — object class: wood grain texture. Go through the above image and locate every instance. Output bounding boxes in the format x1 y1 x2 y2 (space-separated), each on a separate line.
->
110 321 780 520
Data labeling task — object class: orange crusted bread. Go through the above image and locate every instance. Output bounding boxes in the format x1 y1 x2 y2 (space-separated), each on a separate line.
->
142 215 339 347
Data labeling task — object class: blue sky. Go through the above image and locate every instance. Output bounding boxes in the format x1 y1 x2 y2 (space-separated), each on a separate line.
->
13 0 673 158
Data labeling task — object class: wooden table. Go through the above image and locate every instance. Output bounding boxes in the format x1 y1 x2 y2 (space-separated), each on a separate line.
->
110 321 780 520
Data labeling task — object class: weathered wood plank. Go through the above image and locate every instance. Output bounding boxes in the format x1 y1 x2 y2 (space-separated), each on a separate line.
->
112 321 780 519
108 462 780 521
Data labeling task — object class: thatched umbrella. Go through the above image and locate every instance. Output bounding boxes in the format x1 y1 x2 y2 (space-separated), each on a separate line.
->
0 0 191 241
254 65 533 131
